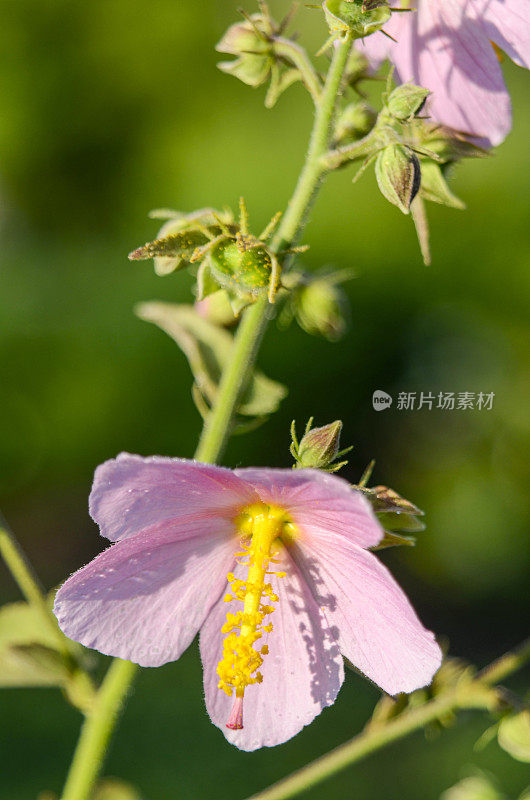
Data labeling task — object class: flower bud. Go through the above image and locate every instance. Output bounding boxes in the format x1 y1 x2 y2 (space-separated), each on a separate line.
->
323 0 391 41
375 144 421 214
291 418 352 473
216 21 270 57
216 14 274 88
412 121 488 163
386 83 430 121
295 276 348 341
298 420 343 469
335 101 377 144
194 290 238 328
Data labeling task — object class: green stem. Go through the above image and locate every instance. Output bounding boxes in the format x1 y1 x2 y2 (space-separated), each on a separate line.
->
60 659 137 800
194 296 270 463
244 639 530 800
274 39 322 105
196 36 353 463
58 37 354 800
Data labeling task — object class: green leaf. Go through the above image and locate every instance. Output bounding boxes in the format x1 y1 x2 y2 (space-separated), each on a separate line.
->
498 711 530 763
136 302 287 417
0 600 68 687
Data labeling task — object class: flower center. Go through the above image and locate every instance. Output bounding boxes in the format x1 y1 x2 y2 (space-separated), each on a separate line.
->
216 503 297 729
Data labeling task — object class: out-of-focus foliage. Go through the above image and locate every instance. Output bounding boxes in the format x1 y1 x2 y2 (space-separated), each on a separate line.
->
0 1 528 799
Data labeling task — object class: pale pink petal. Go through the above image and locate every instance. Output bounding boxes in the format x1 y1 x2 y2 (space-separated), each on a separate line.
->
365 0 512 145
418 0 511 144
200 551 344 750
90 453 257 542
356 5 410 68
235 467 383 549
295 536 442 695
477 0 530 68
54 516 237 666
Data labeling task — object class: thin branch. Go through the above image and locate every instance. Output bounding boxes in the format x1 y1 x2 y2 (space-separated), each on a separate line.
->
245 640 530 800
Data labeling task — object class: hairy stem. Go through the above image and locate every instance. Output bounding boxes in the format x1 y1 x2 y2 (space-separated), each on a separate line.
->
245 639 530 800
58 37 354 800
196 36 353 462
60 659 137 800
274 39 323 105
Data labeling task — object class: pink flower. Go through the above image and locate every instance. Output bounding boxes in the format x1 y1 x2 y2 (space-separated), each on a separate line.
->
362 0 530 145
54 453 442 750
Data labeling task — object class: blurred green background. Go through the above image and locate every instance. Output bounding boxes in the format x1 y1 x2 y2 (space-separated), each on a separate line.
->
0 1 529 798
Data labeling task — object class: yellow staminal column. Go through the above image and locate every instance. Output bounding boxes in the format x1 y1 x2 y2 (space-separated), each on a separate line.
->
217 504 288 730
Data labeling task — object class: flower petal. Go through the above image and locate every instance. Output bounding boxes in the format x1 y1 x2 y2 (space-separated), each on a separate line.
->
54 517 236 666
235 467 383 549
90 453 257 542
477 0 530 68
295 535 442 695
364 0 512 145
200 550 344 750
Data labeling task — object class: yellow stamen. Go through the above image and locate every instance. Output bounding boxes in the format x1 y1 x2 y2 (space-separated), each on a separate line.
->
216 503 299 713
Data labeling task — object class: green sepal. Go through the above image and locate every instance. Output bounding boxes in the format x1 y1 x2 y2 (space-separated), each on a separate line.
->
265 64 301 109
218 54 272 87
419 162 466 209
196 261 222 300
128 230 209 275
371 531 416 551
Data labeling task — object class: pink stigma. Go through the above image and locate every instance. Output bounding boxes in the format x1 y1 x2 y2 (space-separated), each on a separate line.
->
226 695 244 730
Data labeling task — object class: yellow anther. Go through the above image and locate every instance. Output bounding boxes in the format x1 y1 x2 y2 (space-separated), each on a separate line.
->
216 503 289 701
223 594 233 603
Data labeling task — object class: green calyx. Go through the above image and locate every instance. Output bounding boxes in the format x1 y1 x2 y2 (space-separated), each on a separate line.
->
323 0 391 40
216 3 307 107
128 198 300 314
209 240 275 297
190 198 285 309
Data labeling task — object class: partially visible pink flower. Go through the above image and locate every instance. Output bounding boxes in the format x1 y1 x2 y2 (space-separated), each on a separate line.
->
362 0 530 145
54 453 442 750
